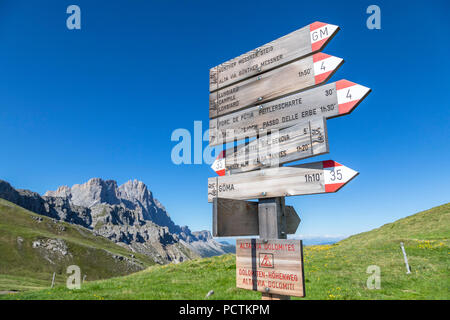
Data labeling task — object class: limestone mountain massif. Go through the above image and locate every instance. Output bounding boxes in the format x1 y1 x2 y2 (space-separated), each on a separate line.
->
0 178 234 264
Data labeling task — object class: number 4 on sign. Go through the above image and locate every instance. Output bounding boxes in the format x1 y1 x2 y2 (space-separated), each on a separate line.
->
336 80 369 110
346 90 352 100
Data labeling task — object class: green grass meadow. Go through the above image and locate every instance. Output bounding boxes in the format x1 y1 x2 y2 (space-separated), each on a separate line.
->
1 203 448 300
0 198 154 293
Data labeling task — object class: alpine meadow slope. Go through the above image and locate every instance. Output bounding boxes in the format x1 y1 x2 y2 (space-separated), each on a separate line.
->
0 179 234 266
0 198 155 292
2 203 448 300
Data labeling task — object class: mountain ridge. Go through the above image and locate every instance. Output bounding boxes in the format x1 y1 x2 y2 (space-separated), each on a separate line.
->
0 197 157 291
0 179 234 263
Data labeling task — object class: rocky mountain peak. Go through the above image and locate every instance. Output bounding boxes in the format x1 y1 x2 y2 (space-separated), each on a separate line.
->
45 178 120 208
118 179 153 208
44 178 179 233
192 230 213 241
1 178 235 262
53 185 71 197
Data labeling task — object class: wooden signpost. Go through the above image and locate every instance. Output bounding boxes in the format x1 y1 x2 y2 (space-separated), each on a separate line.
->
209 79 371 146
209 53 344 118
211 117 328 176
207 21 370 300
236 239 305 297
210 22 339 92
208 160 358 202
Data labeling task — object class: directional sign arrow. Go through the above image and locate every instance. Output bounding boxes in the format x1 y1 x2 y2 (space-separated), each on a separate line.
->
208 160 359 202
209 53 344 118
211 117 329 176
285 206 301 235
213 198 301 236
210 21 340 92
209 80 371 146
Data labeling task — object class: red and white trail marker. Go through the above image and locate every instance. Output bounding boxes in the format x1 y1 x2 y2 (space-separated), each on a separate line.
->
335 80 371 115
313 52 342 84
208 160 359 202
211 150 226 177
309 22 339 52
321 160 358 193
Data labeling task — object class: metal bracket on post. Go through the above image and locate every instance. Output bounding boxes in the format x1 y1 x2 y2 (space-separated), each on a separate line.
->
212 197 218 237
279 197 287 240
258 197 287 240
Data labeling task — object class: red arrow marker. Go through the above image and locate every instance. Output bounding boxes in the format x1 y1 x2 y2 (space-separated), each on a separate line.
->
336 80 372 115
313 53 343 84
322 160 359 192
211 150 226 176
310 22 339 52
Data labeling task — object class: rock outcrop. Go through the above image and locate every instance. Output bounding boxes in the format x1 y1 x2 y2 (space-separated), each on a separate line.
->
0 179 234 263
183 231 235 257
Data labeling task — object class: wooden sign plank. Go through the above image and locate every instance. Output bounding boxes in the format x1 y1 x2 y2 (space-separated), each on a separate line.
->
213 198 258 237
236 239 305 297
209 53 343 119
208 160 358 202
210 22 339 92
209 80 371 146
211 117 328 176
213 198 300 237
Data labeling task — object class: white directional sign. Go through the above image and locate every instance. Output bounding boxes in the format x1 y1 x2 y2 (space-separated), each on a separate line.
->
209 53 344 118
210 21 340 92
208 160 358 202
211 117 328 176
209 80 371 146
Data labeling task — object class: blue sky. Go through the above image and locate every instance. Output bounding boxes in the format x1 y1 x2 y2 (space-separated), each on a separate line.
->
0 0 449 238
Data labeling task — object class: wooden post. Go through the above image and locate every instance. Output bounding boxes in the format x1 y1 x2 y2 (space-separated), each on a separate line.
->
258 197 290 300
51 272 56 288
400 242 411 274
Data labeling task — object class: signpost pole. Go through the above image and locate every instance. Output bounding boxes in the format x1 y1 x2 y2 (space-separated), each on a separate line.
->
258 196 290 300
209 21 367 300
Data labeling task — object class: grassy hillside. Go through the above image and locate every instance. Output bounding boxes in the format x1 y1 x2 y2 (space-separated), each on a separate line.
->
0 198 155 292
1 203 448 300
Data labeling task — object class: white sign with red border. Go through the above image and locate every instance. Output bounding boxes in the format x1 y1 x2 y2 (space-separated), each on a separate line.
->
208 160 359 202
